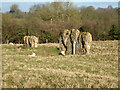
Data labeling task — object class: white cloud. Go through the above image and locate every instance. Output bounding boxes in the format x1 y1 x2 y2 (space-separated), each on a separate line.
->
1 0 119 2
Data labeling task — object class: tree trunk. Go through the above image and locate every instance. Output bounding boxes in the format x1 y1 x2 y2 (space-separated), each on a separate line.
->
7 39 9 44
46 39 48 43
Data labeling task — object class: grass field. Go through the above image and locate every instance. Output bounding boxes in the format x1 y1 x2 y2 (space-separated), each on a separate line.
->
2 41 118 88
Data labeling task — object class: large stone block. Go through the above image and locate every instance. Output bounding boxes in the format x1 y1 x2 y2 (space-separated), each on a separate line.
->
24 36 38 48
59 29 92 55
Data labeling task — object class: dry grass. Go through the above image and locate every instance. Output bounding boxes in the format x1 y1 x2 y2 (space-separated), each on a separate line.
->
2 40 118 88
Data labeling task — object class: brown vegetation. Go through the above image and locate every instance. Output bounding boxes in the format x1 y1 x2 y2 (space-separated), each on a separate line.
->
2 2 119 44
2 40 118 88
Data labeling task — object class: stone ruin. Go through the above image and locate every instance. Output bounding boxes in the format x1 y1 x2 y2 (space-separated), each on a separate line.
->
59 29 92 55
24 36 38 48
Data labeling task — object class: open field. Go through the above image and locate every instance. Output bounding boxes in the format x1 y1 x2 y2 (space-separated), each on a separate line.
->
2 41 118 88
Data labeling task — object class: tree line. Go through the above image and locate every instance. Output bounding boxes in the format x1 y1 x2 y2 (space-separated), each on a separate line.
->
2 2 119 44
